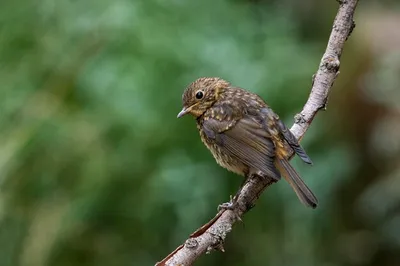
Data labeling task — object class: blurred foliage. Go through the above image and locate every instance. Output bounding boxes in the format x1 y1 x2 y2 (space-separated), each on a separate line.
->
0 0 399 266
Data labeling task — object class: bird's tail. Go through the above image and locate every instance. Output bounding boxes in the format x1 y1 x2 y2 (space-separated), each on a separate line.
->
276 158 318 208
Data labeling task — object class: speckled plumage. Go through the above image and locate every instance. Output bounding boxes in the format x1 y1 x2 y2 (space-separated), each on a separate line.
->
178 77 317 208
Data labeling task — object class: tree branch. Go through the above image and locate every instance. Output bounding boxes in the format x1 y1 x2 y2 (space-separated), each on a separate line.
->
156 1 359 265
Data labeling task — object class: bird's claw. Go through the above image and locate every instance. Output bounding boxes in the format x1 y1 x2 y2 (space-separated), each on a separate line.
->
218 195 237 211
217 196 243 223
218 201 236 211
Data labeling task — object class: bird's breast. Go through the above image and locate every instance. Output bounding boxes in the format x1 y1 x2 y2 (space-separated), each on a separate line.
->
197 124 247 176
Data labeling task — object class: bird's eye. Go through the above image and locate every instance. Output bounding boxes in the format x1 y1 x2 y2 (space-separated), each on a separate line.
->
195 90 204 100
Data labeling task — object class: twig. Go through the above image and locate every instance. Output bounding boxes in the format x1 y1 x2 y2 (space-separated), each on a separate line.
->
156 1 359 265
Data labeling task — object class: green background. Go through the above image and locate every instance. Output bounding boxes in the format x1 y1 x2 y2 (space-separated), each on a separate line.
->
1 0 400 265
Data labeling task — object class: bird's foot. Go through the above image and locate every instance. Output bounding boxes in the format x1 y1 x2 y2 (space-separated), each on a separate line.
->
217 195 243 223
217 195 237 211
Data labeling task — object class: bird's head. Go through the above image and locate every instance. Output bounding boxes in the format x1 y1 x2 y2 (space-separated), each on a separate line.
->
177 77 230 118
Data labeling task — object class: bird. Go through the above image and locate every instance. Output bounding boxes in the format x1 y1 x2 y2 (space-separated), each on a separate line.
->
177 77 317 208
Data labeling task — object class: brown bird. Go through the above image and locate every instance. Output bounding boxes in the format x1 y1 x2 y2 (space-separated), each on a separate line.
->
177 77 317 208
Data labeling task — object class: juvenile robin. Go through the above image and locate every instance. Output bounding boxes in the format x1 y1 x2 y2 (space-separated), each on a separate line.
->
177 77 317 208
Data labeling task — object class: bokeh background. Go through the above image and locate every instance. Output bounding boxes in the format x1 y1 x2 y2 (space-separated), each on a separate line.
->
1 0 400 265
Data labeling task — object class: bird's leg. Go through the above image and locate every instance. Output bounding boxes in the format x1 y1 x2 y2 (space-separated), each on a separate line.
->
217 176 249 212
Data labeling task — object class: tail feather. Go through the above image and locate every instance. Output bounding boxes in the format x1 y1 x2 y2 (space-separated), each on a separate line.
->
276 158 318 208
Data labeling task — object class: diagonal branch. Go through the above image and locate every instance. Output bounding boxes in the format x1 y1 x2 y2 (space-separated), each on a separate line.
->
156 1 359 265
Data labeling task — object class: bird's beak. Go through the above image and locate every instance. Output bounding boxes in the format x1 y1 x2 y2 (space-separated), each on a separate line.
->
177 107 189 118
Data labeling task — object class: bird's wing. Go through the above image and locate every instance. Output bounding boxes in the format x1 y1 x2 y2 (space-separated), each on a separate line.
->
275 118 313 164
202 115 280 180
259 107 313 165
